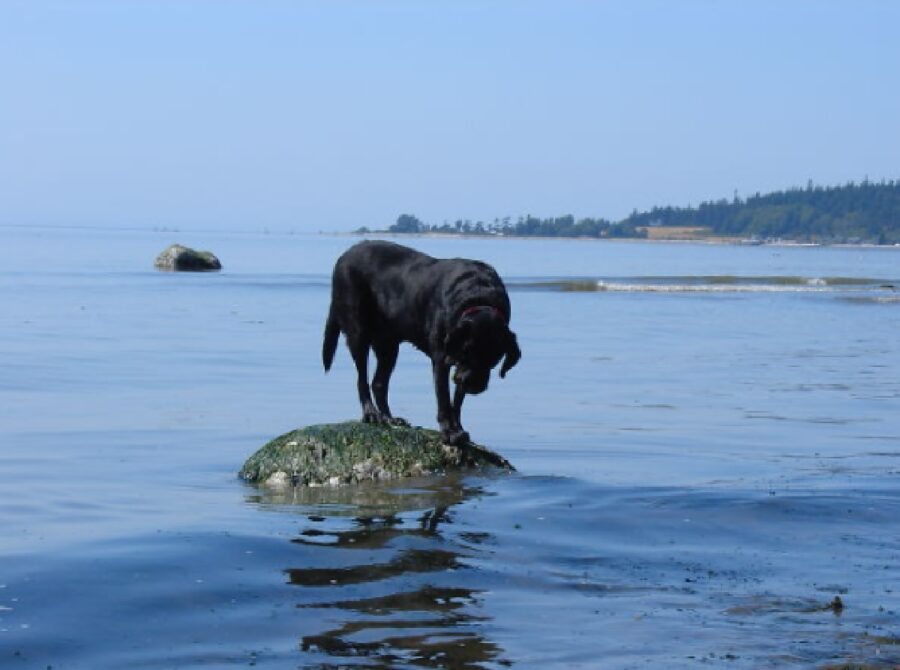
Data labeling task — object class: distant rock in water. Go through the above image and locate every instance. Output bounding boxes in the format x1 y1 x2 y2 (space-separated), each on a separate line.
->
154 244 222 272
240 421 514 488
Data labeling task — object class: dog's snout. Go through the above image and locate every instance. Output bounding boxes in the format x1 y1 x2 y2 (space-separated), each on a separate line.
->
467 380 489 394
454 367 489 394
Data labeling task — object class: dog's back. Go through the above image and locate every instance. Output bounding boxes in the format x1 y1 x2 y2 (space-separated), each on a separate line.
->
323 241 427 369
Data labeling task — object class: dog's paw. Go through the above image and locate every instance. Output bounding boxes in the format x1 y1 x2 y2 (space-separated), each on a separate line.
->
362 410 383 424
387 416 410 427
442 429 471 446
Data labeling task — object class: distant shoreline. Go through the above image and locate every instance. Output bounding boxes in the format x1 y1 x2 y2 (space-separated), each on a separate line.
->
368 182 900 245
3 223 897 248
343 231 900 249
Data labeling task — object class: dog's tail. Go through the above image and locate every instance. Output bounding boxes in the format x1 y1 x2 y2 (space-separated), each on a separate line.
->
322 305 341 372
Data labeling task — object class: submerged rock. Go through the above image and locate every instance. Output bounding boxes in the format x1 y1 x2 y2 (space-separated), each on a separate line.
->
240 421 514 487
154 244 222 272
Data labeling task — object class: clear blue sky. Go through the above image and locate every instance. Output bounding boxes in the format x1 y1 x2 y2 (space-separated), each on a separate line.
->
1 1 898 232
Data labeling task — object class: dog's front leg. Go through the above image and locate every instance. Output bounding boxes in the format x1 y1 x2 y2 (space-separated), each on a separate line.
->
432 359 469 445
452 384 467 436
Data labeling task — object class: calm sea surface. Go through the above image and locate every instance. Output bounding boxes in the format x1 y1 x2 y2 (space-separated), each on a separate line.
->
1 226 899 668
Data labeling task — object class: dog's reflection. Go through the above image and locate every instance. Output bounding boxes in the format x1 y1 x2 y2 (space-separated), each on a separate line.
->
300 585 501 669
260 476 507 669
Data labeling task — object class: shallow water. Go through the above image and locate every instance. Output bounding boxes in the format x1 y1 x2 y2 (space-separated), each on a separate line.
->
1 227 899 668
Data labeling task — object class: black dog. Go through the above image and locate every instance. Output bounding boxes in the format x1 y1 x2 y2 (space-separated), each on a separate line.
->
323 240 521 445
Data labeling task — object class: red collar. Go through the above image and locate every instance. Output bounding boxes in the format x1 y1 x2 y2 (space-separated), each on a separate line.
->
461 305 505 321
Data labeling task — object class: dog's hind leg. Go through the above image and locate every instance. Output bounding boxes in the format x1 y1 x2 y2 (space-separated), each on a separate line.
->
347 335 380 423
372 340 408 426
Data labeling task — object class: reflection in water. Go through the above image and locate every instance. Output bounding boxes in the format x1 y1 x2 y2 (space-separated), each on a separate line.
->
287 548 461 587
248 475 508 668
300 586 501 669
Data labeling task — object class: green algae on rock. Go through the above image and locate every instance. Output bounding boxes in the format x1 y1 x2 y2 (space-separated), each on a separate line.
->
240 421 514 487
154 244 222 272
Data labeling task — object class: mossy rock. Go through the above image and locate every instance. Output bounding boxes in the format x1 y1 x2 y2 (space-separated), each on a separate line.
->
240 421 514 488
154 244 222 271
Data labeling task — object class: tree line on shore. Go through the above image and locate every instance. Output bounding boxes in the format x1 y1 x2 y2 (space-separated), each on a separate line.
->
357 180 900 244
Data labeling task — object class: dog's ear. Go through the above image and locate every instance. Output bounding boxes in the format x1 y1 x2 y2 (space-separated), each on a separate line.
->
444 320 471 356
499 330 521 378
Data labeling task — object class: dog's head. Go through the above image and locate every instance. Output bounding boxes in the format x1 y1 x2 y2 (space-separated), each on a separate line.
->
444 306 521 395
